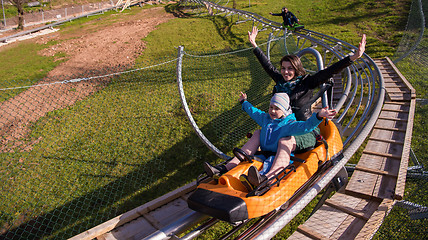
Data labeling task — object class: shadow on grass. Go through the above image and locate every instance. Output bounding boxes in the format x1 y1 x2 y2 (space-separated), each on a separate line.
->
0 45 274 240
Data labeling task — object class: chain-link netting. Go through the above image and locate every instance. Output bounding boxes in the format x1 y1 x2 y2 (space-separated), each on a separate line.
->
374 0 428 238
1 1 115 30
0 27 348 238
0 57 216 239
392 0 427 99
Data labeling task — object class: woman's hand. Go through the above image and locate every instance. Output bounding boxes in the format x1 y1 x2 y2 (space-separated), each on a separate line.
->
317 107 337 120
248 26 259 48
239 92 247 102
350 34 366 61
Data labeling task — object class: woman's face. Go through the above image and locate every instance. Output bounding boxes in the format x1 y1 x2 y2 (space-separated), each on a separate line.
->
280 61 296 82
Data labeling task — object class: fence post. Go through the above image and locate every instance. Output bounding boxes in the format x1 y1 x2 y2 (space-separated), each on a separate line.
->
1 0 6 27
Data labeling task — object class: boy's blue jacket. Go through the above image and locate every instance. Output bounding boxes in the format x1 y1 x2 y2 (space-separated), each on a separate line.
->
242 100 322 153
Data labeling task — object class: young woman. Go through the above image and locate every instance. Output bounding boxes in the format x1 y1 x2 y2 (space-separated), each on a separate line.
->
205 27 366 186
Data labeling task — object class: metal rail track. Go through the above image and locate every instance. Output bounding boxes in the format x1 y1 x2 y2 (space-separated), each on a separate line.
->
71 1 389 239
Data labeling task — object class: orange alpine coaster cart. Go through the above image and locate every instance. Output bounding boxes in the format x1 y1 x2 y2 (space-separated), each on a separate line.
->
187 119 343 223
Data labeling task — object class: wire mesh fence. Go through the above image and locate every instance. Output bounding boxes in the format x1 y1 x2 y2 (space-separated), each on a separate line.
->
1 1 115 30
0 57 211 239
0 30 354 238
392 0 427 100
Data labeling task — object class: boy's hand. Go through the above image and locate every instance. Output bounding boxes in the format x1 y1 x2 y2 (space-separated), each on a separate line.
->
239 92 247 102
317 107 337 120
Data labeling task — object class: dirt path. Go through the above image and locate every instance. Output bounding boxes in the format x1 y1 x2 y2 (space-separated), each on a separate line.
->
0 6 175 152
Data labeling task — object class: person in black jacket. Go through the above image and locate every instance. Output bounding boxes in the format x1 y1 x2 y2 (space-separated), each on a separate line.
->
270 7 299 29
248 26 366 120
204 26 366 183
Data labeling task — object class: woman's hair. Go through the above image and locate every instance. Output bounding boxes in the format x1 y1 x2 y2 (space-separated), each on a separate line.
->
280 55 306 77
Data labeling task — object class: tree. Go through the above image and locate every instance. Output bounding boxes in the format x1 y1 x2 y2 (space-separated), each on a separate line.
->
9 0 28 30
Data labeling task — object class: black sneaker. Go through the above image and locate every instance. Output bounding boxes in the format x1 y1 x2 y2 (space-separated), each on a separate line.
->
247 166 267 187
204 162 227 178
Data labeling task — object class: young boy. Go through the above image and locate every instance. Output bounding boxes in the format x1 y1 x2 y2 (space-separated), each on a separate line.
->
204 92 336 188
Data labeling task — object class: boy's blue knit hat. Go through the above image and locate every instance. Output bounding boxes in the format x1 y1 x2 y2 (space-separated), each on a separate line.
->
270 93 292 116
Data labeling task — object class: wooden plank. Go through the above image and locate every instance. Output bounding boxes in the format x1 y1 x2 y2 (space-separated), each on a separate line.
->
298 204 350 238
99 195 196 240
318 193 380 239
344 188 384 202
329 197 382 240
376 116 407 122
297 225 328 240
347 163 398 200
384 83 406 88
388 94 412 102
372 155 402 200
329 214 366 239
329 193 380 217
325 199 370 220
346 170 378 198
368 137 404 145
384 101 410 105
357 154 387 171
379 72 397 77
373 126 406 132
70 181 197 240
376 117 408 129
383 97 410 105
382 79 401 84
385 57 416 98
365 133 404 154
386 58 416 199
394 98 415 200
144 196 193 228
354 165 398 178
143 212 163 230
379 109 408 118
354 199 394 240
381 108 409 113
99 217 156 240
375 117 408 129
385 88 410 93
357 154 400 177
371 172 397 200
330 195 377 239
362 150 401 160
288 230 314 240
355 146 401 200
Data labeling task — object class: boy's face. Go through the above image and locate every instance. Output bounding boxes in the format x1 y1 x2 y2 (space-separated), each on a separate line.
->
269 104 284 120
